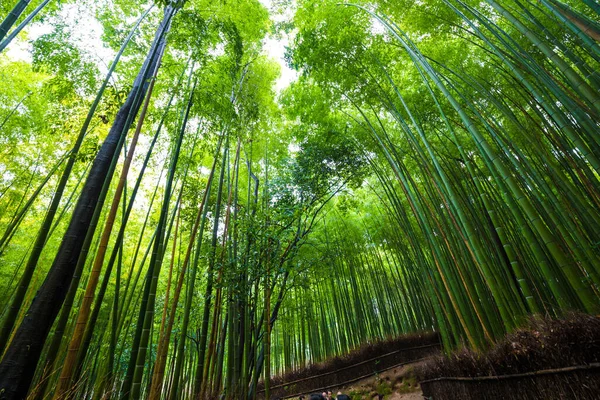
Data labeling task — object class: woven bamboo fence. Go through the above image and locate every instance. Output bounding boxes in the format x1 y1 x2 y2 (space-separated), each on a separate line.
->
420 363 600 400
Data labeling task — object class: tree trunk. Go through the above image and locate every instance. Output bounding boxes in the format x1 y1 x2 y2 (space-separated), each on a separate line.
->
0 0 51 53
53 52 161 400
0 6 173 399
0 0 30 45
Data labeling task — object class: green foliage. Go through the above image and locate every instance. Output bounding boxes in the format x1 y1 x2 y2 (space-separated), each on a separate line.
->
32 24 99 98
0 0 599 397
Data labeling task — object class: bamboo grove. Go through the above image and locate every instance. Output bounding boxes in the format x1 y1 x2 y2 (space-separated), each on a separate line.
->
0 0 598 398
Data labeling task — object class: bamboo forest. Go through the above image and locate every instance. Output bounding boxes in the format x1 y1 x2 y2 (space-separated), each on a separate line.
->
0 0 599 399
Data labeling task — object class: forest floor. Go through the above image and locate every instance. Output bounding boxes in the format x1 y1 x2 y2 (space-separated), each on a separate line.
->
270 332 439 399
327 360 426 400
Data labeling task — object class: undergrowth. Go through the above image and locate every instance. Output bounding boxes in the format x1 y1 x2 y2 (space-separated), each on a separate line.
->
420 312 600 380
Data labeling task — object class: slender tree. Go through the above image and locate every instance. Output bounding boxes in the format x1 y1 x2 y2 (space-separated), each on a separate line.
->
0 5 175 398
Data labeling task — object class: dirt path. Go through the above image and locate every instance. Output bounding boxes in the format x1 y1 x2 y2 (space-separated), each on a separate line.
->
326 361 426 400
386 391 423 400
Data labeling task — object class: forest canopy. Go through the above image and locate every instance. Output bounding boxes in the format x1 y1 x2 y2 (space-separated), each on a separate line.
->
0 0 599 399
